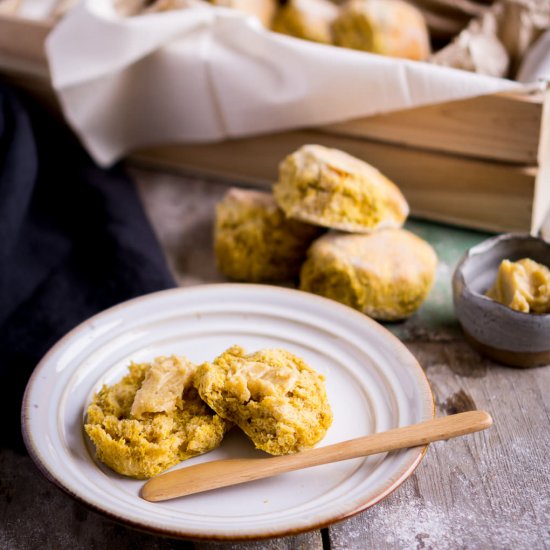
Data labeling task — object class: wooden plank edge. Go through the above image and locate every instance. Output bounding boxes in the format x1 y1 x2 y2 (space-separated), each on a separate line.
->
532 84 550 235
0 14 51 64
319 91 543 165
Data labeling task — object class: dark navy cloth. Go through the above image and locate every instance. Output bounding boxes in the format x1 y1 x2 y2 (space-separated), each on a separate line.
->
0 83 176 449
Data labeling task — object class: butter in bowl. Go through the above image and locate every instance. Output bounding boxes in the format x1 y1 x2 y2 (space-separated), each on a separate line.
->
452 233 550 368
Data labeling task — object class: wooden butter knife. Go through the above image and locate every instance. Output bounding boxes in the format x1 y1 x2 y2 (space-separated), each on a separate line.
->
141 410 492 502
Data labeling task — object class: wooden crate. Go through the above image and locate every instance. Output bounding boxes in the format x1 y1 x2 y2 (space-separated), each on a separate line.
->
1 12 549 234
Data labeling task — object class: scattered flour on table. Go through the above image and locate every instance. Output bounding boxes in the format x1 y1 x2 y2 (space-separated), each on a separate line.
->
330 438 550 550
378 497 454 548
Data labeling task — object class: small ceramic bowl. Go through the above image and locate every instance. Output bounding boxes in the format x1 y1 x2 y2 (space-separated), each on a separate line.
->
452 233 550 368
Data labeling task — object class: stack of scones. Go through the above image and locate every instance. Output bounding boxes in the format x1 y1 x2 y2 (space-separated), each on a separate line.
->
215 144 438 321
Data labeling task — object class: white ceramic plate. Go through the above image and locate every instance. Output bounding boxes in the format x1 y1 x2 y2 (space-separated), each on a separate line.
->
22 284 434 540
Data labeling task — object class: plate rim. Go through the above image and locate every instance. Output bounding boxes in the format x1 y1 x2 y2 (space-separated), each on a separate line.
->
21 283 435 541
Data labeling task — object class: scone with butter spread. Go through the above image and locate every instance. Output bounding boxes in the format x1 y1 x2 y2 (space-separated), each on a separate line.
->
272 0 339 44
273 144 409 233
215 187 321 282
300 229 437 320
195 346 333 455
332 0 430 60
486 258 550 314
85 355 230 479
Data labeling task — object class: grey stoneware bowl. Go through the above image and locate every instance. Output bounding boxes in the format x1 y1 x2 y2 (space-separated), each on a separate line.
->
452 233 550 368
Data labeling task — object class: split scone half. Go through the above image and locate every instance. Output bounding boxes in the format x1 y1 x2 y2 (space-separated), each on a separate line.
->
85 355 231 479
215 187 321 282
300 229 437 320
195 346 333 455
273 144 409 233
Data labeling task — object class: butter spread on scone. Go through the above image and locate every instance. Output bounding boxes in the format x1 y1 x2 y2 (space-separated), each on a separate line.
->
215 187 321 282
130 355 196 418
85 355 230 479
273 144 409 233
486 258 550 314
300 229 437 320
195 346 333 455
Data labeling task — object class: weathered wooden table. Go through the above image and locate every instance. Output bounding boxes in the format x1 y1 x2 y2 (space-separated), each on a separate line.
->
1 170 549 550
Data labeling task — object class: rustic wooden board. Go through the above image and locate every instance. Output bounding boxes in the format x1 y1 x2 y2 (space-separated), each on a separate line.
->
195 533 324 550
326 340 550 549
321 91 544 165
0 15 49 74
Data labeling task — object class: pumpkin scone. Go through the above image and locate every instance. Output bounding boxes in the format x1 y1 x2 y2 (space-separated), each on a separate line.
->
272 0 339 44
300 229 437 320
195 346 333 455
332 0 430 60
215 187 321 282
273 144 409 233
85 355 230 479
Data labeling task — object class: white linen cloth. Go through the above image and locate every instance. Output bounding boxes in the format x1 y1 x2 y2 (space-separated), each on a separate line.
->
46 0 524 166
517 29 550 83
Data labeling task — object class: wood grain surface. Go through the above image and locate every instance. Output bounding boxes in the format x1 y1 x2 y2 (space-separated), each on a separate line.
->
2 170 548 550
321 91 544 164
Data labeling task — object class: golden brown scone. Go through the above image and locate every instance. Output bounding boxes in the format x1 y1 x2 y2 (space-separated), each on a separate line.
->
272 0 340 44
211 0 278 27
332 0 431 60
300 229 437 320
273 144 409 233
215 187 322 282
85 356 230 479
195 346 333 455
